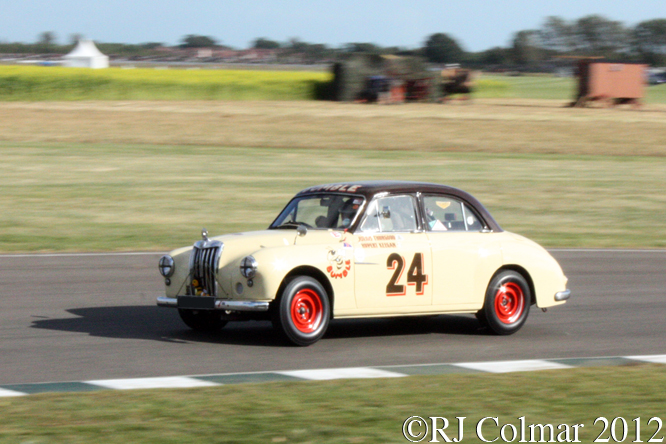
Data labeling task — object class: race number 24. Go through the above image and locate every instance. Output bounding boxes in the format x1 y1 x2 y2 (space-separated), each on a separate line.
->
386 253 428 296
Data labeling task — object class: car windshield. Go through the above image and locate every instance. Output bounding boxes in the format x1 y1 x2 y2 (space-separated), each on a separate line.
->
270 194 365 230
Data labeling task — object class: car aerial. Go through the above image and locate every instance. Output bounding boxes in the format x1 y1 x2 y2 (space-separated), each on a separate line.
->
157 181 570 346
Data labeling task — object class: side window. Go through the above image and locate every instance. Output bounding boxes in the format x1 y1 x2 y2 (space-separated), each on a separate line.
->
360 195 418 232
423 196 484 232
462 203 484 231
360 200 380 232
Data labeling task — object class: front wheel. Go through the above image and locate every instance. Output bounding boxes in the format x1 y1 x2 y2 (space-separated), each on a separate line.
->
273 276 330 346
477 270 531 335
178 309 228 332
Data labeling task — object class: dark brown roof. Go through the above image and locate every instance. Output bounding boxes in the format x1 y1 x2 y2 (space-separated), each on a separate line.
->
297 181 503 232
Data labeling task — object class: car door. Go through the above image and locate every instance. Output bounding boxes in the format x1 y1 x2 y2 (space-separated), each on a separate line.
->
353 194 433 313
422 194 502 310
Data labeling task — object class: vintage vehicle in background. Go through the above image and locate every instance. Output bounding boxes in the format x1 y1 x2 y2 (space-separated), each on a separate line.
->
157 181 570 346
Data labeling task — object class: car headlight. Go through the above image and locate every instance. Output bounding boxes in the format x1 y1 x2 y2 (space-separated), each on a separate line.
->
240 255 258 279
158 255 175 277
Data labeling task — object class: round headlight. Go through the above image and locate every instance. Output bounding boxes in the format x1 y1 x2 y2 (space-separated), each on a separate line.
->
240 255 258 279
158 255 175 277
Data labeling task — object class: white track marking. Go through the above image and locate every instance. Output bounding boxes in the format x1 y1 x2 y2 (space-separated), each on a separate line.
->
454 359 572 373
86 376 219 390
627 355 666 364
278 367 406 380
0 388 27 397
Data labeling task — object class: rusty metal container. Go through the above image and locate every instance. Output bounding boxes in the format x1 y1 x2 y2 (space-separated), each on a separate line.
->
573 60 647 107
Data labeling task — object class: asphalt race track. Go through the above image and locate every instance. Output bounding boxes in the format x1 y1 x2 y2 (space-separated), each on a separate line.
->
1 250 664 385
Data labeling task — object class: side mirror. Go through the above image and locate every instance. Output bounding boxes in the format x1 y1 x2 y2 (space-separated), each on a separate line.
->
380 206 391 219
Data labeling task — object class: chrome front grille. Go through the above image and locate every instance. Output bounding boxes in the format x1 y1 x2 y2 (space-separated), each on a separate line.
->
188 240 223 297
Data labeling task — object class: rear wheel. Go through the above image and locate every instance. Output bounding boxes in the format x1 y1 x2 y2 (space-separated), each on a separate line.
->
477 270 531 335
178 309 228 332
273 276 330 346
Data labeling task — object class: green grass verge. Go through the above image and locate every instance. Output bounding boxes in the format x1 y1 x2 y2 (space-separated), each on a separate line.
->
478 74 666 103
476 76 574 100
0 66 330 101
2 143 665 252
1 365 664 443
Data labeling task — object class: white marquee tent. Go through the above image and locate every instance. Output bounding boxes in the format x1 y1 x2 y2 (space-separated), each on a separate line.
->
63 40 109 69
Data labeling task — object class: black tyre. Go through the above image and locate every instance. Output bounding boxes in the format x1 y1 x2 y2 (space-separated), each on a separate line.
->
178 309 228 332
272 276 330 346
477 270 531 335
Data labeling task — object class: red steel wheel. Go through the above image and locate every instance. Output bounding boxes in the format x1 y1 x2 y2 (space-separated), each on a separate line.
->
478 270 531 335
273 276 331 346
493 282 525 324
290 288 324 333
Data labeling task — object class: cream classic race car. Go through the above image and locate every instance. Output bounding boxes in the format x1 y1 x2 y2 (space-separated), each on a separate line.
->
157 181 570 346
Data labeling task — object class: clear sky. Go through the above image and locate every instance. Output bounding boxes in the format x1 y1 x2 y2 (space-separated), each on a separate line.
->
0 0 662 51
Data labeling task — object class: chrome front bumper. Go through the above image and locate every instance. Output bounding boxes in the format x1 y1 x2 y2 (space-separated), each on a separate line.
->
554 289 571 302
156 296 270 312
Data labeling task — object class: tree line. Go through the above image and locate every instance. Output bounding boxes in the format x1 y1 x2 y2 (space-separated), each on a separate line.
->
2 15 665 69
498 15 666 69
149 16 666 68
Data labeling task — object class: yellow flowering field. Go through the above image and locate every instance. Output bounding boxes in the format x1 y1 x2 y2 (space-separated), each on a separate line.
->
0 65 331 100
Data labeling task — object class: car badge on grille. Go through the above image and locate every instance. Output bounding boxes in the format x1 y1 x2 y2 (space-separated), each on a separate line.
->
202 228 209 241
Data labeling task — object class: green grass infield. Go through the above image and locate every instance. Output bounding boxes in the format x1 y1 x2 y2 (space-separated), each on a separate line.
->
2 143 665 252
0 365 665 443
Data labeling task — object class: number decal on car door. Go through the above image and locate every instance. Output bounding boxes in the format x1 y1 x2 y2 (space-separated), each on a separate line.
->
386 253 406 296
386 253 428 296
406 252 428 295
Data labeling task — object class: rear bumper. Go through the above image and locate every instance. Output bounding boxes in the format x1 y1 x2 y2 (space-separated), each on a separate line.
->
156 296 270 312
554 289 571 302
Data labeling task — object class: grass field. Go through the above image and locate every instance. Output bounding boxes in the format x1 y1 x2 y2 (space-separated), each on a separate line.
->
3 142 666 252
2 98 665 252
2 99 665 156
1 365 665 443
477 75 575 100
477 74 666 103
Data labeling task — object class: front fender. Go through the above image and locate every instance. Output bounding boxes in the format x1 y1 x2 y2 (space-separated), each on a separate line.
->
229 244 355 311
164 246 193 298
500 233 568 308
